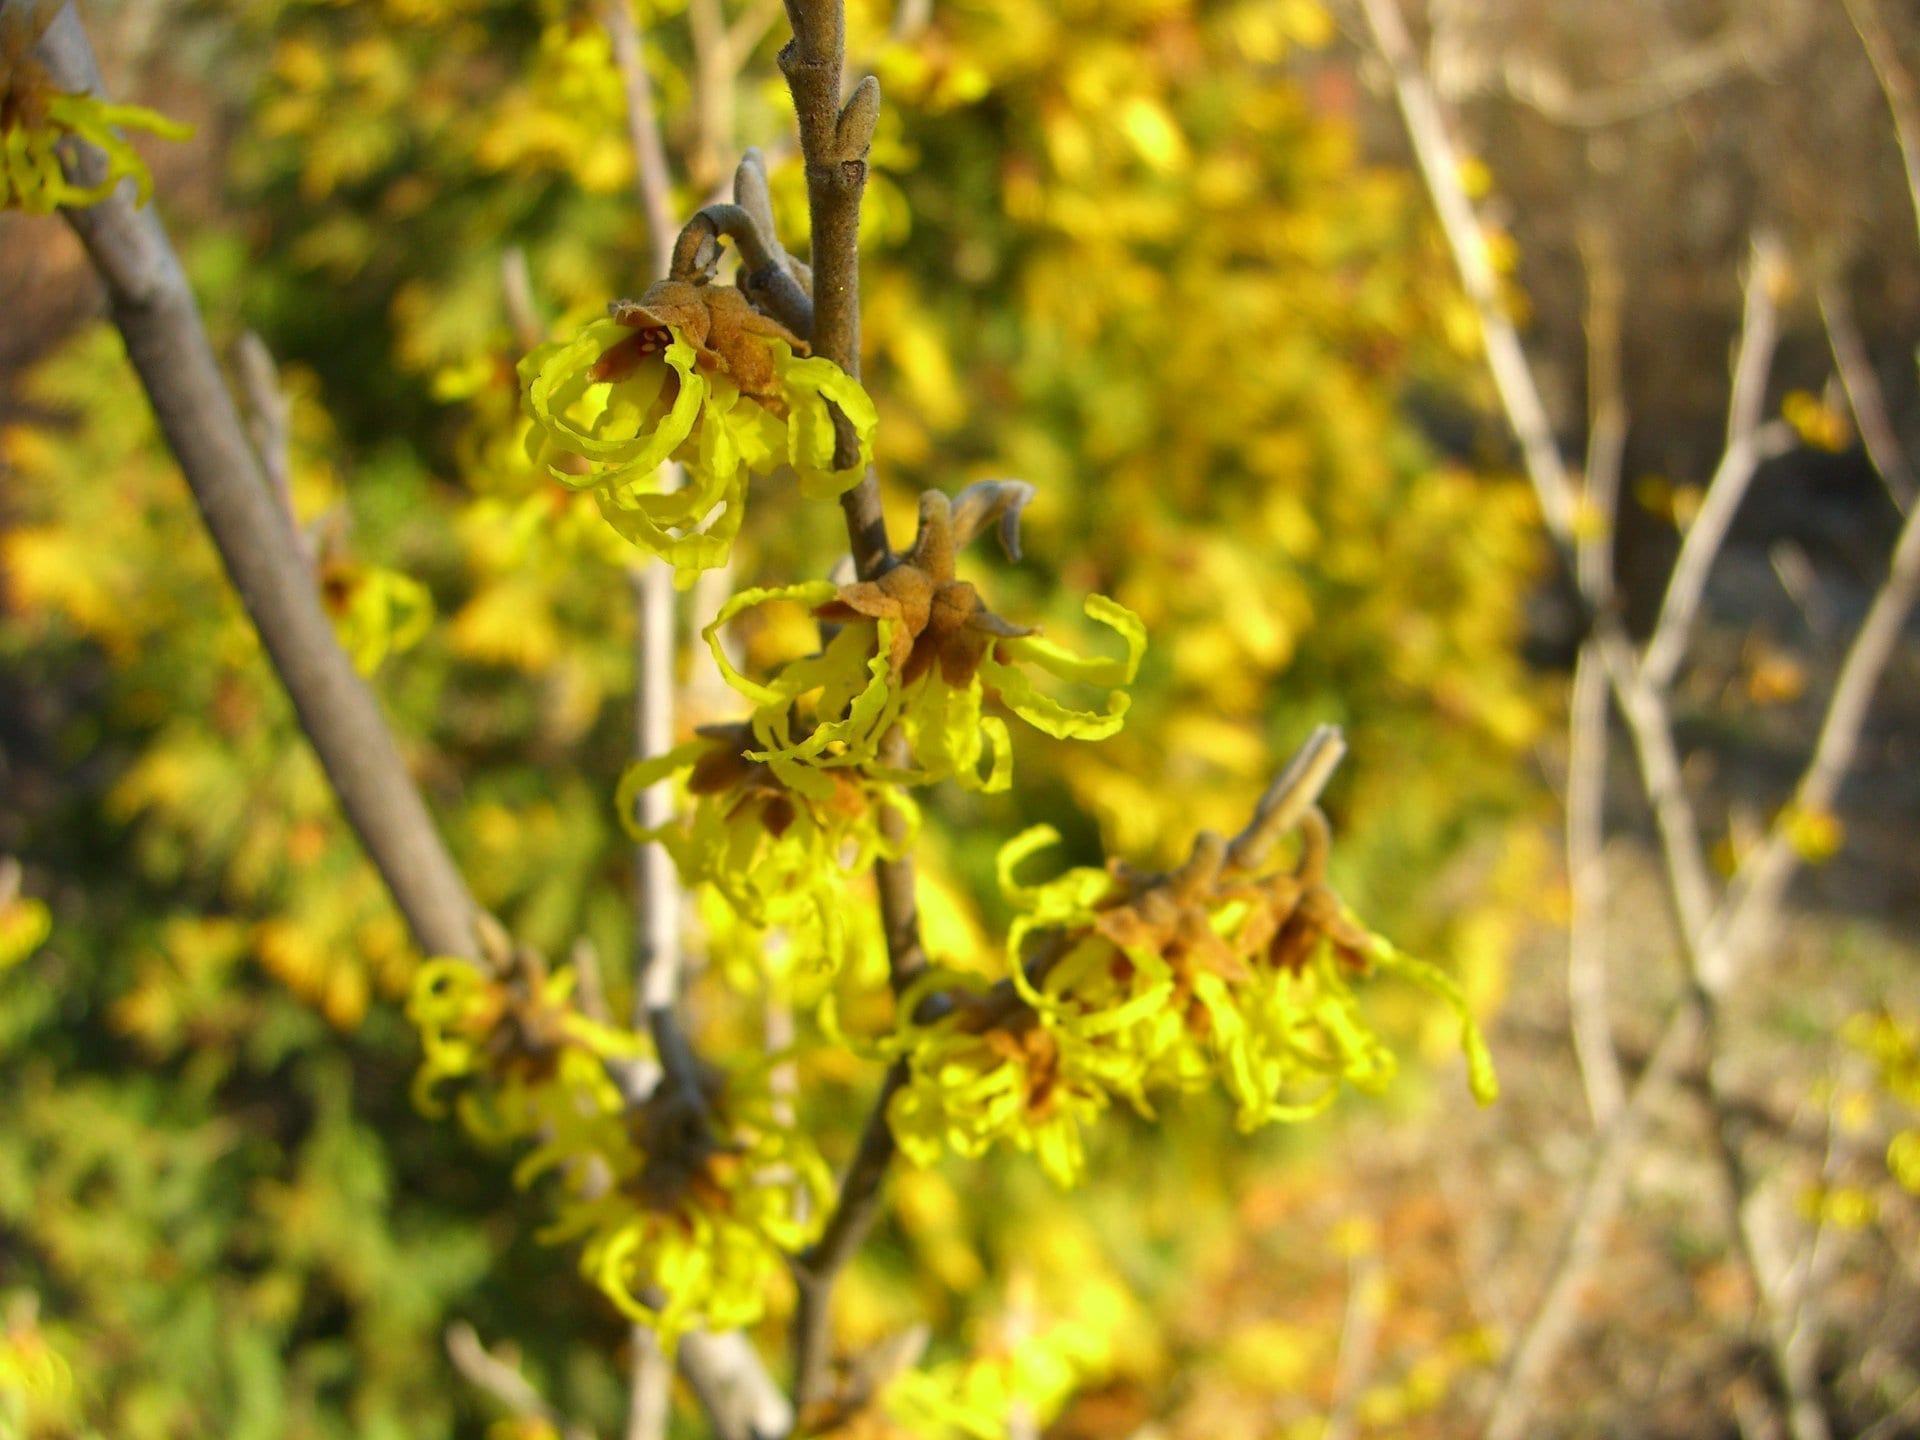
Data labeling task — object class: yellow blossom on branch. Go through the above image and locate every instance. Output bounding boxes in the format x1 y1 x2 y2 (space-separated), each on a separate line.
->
2 5 191 214
518 280 878 580
885 800 1495 1185
703 490 1145 792
535 1066 833 1349
616 721 917 977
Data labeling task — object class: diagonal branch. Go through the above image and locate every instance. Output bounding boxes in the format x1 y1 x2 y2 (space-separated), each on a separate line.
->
37 1 478 963
1816 272 1915 514
1641 235 1790 693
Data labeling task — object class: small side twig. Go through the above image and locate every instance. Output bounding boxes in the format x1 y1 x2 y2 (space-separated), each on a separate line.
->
1641 235 1791 693
1839 0 1920 258
446 1322 596 1440
599 0 679 282
1323 1230 1386 1440
1816 272 1915 514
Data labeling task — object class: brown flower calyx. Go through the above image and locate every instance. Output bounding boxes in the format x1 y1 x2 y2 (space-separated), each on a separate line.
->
591 278 808 400
686 721 868 838
628 1061 736 1214
816 489 1035 686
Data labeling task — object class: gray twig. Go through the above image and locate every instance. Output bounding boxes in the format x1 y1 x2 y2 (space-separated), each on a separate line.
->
39 2 478 962
1816 272 1915 514
445 1322 596 1440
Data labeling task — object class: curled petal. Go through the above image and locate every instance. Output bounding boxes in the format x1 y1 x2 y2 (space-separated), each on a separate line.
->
780 351 879 498
1369 936 1500 1105
523 321 706 476
982 594 1146 740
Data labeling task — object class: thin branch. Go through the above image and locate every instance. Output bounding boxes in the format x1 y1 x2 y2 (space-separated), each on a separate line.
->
792 1061 908 1406
1700 1006 1834 1440
1642 236 1790 693
38 3 478 962
1839 0 1920 258
727 0 787 69
1567 224 1627 1127
624 1326 672 1440
446 1323 596 1440
501 246 545 354
1482 1000 1704 1440
1226 723 1347 871
776 4 924 1407
1478 26 1777 131
1323 1235 1386 1440
600 0 679 282
1705 495 1920 980
1353 0 1579 545
1816 272 1915 514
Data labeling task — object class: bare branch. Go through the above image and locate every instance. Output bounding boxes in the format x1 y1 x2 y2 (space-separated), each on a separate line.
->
775 4 928 1403
624 1327 672 1440
1226 724 1347 871
792 1061 908 1406
1353 0 1579 544
1816 272 1915 513
501 246 545 354
1706 496 1920 981
1323 1235 1386 1440
599 0 679 281
446 1323 596 1440
1567 226 1627 1126
1840 0 1920 258
1482 1001 1704 1440
38 3 478 962
1642 235 1791 693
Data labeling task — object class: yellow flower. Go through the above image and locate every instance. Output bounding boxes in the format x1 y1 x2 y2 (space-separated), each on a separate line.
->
885 974 1115 1189
319 559 432 675
519 281 877 579
885 810 1496 1183
538 1066 832 1349
2 8 191 214
406 951 642 1143
704 490 1145 792
616 722 916 978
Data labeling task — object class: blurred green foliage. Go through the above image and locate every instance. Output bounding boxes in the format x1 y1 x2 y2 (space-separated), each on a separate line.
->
0 0 1549 1433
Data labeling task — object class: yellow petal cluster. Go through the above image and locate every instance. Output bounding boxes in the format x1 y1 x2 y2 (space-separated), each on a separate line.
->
540 1073 832 1349
887 819 1496 1186
2 86 190 213
702 529 1144 794
407 954 830 1347
518 303 877 582
617 726 916 979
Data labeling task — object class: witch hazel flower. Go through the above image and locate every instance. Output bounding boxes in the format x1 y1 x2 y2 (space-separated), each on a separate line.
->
518 278 878 580
703 485 1147 792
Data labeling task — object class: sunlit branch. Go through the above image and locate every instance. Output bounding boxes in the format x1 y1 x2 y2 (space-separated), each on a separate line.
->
37 1 479 963
1816 271 1915 514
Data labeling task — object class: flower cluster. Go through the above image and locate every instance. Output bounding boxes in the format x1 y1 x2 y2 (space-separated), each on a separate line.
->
519 279 877 580
408 947 639 1148
2 5 190 214
538 1065 831 1348
705 488 1146 794
617 721 916 977
407 942 828 1345
886 809 1496 1186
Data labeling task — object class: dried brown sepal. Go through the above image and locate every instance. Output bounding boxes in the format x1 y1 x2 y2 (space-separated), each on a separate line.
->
815 489 1035 685
599 279 808 398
